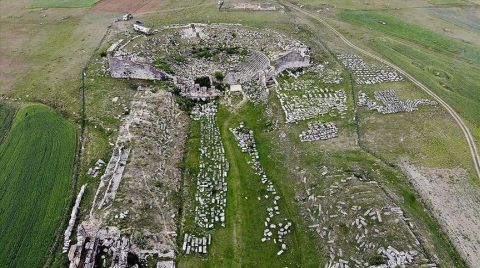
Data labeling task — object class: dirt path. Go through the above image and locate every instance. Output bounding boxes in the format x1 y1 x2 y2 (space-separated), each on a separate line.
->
283 1 480 180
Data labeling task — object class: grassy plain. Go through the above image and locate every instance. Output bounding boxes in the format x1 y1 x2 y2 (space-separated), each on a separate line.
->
331 9 480 173
0 104 77 268
178 103 321 267
0 102 16 143
337 10 480 65
29 0 100 8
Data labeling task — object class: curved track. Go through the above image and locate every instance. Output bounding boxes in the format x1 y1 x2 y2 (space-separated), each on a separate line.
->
285 2 480 179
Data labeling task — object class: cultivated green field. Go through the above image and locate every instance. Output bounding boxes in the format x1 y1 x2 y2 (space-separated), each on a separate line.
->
0 102 16 144
29 0 100 8
0 104 77 268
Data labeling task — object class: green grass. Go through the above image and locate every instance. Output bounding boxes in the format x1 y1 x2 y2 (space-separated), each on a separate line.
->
333 10 480 170
0 104 77 268
179 103 321 267
367 38 480 127
0 102 16 144
29 0 100 8
338 10 480 65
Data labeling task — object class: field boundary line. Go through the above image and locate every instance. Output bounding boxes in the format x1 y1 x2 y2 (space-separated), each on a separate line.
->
283 1 480 179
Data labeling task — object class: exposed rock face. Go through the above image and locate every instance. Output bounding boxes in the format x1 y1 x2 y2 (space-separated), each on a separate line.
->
224 51 271 85
109 56 172 81
271 49 311 76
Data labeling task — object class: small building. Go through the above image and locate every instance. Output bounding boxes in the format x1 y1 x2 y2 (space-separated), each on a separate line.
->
122 13 133 21
133 21 153 35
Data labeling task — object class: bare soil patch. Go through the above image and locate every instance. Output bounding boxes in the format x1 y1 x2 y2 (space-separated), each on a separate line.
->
401 162 480 267
0 48 26 93
91 0 160 13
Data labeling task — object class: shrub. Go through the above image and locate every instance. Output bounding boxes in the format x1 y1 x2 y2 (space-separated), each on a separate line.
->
213 70 225 81
153 57 174 74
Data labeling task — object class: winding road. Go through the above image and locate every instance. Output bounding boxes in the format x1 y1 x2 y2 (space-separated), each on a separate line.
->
284 2 480 179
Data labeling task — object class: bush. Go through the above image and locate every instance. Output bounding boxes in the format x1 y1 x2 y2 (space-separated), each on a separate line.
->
153 57 174 74
192 47 213 59
213 70 225 81
367 254 386 265
194 76 211 87
174 53 185 63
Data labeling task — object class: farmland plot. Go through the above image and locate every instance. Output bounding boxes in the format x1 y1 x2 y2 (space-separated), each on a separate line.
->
0 104 77 268
0 102 16 144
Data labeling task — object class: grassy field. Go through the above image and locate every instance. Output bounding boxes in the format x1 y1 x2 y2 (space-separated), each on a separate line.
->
0 104 77 268
338 10 480 65
0 102 16 144
331 9 480 173
178 92 464 266
427 7 480 33
290 0 473 10
29 0 100 8
178 103 321 267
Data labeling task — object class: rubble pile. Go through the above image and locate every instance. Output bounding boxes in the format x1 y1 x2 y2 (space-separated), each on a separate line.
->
317 69 344 84
358 90 437 114
86 159 105 178
299 121 338 142
181 103 229 255
300 171 436 268
377 246 419 267
191 103 229 230
69 89 187 267
277 78 347 123
63 184 87 253
338 54 403 84
243 81 269 103
181 233 212 254
230 123 292 255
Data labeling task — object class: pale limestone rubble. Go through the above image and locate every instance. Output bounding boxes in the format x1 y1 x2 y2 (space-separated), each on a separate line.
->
299 121 338 142
338 54 403 84
182 103 229 255
108 23 311 103
357 89 437 114
63 184 87 253
301 170 437 268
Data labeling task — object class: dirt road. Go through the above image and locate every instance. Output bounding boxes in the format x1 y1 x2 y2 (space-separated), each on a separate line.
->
283 2 480 179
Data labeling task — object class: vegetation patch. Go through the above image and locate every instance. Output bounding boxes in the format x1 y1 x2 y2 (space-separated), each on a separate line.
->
0 102 16 144
29 0 100 8
338 10 480 64
154 57 175 74
0 104 77 268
